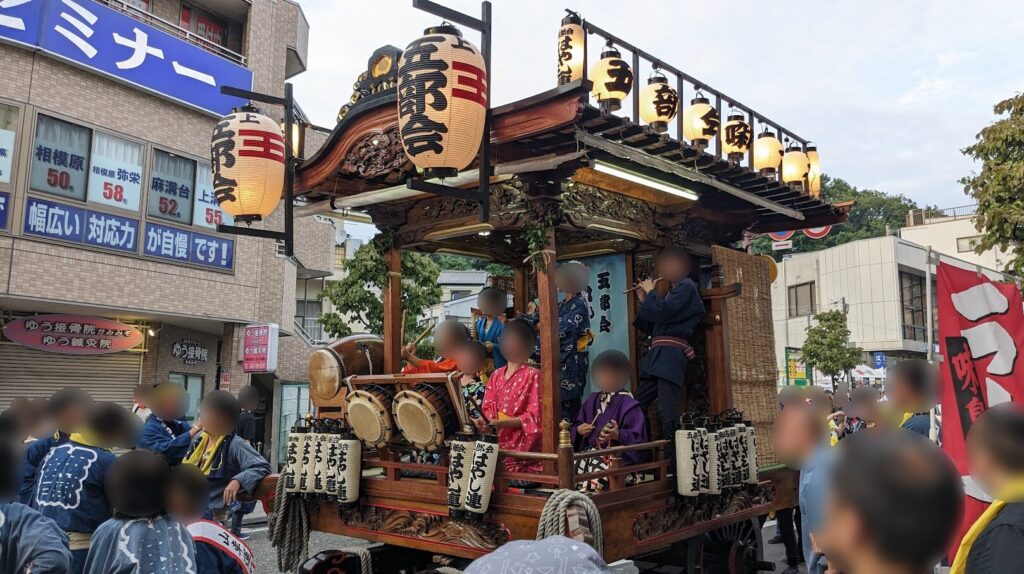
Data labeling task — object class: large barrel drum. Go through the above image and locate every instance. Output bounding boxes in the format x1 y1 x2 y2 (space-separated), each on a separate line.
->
308 334 384 402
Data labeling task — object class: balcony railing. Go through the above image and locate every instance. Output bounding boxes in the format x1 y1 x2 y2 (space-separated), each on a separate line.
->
98 0 247 66
293 315 326 346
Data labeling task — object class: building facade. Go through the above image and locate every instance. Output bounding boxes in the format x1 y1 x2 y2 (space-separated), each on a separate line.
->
0 0 331 465
901 205 1010 271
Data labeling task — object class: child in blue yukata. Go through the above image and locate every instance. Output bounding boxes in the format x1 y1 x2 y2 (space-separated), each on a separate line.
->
20 387 93 503
474 286 508 373
139 383 202 465
183 390 271 524
168 463 255 574
0 421 72 574
454 339 488 422
31 401 138 574
83 450 197 574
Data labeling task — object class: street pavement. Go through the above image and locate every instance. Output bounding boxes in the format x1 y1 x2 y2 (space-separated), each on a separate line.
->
244 519 802 573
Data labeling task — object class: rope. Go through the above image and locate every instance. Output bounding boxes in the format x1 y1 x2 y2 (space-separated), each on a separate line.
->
269 475 310 573
434 568 463 574
339 546 373 574
535 489 604 556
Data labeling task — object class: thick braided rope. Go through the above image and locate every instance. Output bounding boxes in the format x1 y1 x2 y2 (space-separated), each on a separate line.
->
535 489 604 556
434 567 464 574
269 476 310 572
339 546 373 574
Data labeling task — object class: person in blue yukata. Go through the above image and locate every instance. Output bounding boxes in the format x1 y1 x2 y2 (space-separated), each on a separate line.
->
139 383 202 465
474 286 508 373
883 359 937 438
632 247 705 446
20 387 93 504
556 260 593 423
182 390 271 524
168 463 255 574
31 401 138 574
83 450 197 574
0 419 72 574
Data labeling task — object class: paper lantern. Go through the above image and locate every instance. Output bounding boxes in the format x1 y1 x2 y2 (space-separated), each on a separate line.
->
782 144 810 190
397 23 488 180
336 429 362 508
639 72 678 133
463 434 499 519
722 111 752 163
590 42 633 111
557 12 584 85
447 429 477 518
807 144 822 197
210 106 285 223
753 130 783 175
682 95 720 148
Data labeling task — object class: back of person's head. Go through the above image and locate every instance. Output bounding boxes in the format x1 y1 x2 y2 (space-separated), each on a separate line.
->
47 387 93 417
133 384 155 403
106 450 171 518
166 463 209 523
849 385 881 420
967 403 1024 494
820 431 963 572
778 385 803 409
88 401 138 448
465 536 609 574
454 339 488 372
887 359 936 406
199 390 241 435
238 385 260 411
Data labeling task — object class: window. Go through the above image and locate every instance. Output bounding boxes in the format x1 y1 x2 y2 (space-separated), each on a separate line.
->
957 235 983 253
147 149 196 224
334 245 347 268
278 383 310 465
87 131 144 211
181 3 228 47
31 115 91 201
168 372 203 419
900 272 926 342
450 289 472 301
788 282 815 317
193 162 233 228
0 103 19 185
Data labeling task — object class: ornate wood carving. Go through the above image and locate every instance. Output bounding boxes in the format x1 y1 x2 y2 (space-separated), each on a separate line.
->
632 483 775 542
337 45 403 123
340 125 411 179
561 182 657 241
340 505 510 551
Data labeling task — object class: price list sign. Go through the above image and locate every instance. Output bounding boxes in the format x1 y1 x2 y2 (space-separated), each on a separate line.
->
243 323 279 373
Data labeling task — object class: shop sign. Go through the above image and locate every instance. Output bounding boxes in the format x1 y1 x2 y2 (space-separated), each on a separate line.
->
24 196 138 253
172 338 208 364
0 0 252 116
0 127 14 184
0 191 8 230
143 221 233 271
2 313 143 354
785 346 812 386
86 132 143 211
242 323 279 373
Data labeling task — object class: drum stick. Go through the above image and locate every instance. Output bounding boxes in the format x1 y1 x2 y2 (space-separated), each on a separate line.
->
400 310 407 343
410 320 436 347
623 277 664 294
467 394 492 427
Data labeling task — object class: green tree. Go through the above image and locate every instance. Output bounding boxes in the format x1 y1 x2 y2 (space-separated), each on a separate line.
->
320 239 442 339
751 175 924 257
801 309 862 391
961 93 1024 274
429 253 513 276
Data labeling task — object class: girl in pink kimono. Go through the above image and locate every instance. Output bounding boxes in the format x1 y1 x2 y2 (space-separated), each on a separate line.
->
481 319 543 473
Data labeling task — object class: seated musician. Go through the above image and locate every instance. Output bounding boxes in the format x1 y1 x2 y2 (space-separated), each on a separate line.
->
571 350 649 465
632 247 705 444
474 286 508 373
481 319 542 472
453 339 488 421
401 320 469 375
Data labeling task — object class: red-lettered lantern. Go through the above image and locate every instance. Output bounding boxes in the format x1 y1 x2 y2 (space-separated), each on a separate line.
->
210 106 285 223
397 23 488 180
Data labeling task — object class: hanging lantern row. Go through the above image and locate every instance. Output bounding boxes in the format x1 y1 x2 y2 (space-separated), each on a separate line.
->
682 91 720 149
782 144 811 190
396 22 488 179
210 105 286 223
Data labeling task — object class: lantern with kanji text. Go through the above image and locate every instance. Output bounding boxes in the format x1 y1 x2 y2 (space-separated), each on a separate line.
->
557 11 584 86
639 70 678 133
210 106 286 223
722 111 752 163
682 93 720 149
806 144 822 197
590 41 633 111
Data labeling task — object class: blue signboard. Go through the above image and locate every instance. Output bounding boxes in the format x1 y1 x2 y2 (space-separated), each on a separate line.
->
24 196 138 252
580 254 630 393
0 0 251 116
873 351 887 370
0 191 9 229
144 221 233 271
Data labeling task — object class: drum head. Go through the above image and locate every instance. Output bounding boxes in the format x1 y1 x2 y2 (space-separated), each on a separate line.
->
393 390 447 451
345 390 392 448
309 349 341 400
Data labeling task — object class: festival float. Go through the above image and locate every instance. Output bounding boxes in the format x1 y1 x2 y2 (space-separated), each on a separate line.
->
245 2 851 572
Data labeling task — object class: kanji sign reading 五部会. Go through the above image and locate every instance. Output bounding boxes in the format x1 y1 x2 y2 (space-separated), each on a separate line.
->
2 313 143 354
581 254 629 393
243 324 279 373
0 0 252 116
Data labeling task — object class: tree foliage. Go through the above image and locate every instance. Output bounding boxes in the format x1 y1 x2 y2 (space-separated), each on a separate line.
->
801 309 862 390
961 93 1024 274
430 253 513 277
320 238 442 339
751 175 928 257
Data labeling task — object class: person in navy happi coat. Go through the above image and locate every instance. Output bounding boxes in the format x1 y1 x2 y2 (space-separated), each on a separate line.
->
168 463 254 574
20 387 93 504
556 261 592 422
139 383 200 465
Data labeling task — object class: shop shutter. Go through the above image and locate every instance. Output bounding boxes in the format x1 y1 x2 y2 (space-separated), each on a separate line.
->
0 343 142 410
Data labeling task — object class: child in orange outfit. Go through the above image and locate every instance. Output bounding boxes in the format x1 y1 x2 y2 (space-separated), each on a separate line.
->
401 320 469 374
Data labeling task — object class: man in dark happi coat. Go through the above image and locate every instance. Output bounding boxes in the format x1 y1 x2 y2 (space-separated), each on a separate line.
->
572 350 649 465
633 247 705 445
556 260 593 422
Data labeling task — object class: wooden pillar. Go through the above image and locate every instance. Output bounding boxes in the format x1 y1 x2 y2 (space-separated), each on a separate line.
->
383 244 403 374
702 287 735 414
513 266 529 315
625 253 638 393
536 228 561 456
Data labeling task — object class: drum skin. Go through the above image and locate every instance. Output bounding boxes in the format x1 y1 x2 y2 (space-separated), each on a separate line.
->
392 384 458 451
345 385 395 448
309 334 384 401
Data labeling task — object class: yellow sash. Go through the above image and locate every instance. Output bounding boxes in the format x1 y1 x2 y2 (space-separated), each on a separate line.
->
69 431 108 450
183 432 226 476
899 411 915 427
950 478 1024 574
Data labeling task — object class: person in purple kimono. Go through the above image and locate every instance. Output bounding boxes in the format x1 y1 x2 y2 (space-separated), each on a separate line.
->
571 350 649 465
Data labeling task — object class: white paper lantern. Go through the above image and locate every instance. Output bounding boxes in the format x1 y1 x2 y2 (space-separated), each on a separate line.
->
807 145 822 198
337 430 362 507
447 429 477 517
398 23 488 179
590 42 633 111
753 130 783 175
639 72 678 133
682 95 720 148
706 427 721 495
782 145 810 190
557 12 585 85
210 106 285 223
722 112 752 163
675 427 701 497
464 434 499 519
284 429 307 494
744 421 758 484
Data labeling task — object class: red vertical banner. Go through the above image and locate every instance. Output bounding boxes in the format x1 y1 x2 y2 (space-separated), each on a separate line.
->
937 262 1024 558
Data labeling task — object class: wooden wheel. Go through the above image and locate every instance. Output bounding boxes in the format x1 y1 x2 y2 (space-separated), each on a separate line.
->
687 518 770 574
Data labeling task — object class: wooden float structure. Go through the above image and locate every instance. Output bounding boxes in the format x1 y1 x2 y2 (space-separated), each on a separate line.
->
279 41 850 572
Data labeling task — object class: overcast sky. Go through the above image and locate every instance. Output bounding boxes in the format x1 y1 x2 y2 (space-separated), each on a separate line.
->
291 0 1024 219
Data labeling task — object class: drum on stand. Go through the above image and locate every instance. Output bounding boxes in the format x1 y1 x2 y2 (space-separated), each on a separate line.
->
344 384 395 448
392 384 459 451
309 334 384 405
